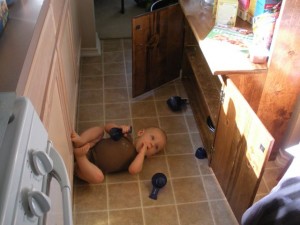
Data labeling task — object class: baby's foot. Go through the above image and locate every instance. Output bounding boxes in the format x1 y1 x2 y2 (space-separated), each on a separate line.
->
71 131 82 147
74 143 91 157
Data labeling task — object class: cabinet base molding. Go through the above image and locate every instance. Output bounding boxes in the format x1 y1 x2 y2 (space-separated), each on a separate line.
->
81 33 101 56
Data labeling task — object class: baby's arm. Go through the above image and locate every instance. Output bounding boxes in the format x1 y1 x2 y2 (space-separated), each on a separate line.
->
128 145 147 175
104 123 131 135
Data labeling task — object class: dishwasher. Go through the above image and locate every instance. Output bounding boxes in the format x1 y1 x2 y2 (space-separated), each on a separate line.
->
0 93 73 225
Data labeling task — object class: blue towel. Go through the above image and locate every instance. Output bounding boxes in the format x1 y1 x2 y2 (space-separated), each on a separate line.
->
241 177 300 225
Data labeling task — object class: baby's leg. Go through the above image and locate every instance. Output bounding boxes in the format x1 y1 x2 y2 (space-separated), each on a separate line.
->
71 126 104 148
74 143 104 184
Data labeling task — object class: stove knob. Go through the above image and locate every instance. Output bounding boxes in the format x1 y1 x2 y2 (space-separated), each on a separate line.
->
28 190 51 217
31 150 53 176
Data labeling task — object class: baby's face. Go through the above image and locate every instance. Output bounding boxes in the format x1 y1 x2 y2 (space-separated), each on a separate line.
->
135 128 166 157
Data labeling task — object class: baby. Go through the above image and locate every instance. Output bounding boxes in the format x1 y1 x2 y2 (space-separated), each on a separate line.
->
71 123 167 184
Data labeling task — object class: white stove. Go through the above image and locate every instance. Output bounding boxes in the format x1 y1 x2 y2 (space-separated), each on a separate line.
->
0 94 72 225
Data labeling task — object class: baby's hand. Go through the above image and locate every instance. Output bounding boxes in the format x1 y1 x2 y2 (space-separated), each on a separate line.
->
120 125 132 136
139 143 148 155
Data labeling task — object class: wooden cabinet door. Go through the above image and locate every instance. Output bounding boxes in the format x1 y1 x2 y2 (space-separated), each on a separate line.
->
57 10 78 127
132 4 184 97
23 5 56 115
211 79 274 222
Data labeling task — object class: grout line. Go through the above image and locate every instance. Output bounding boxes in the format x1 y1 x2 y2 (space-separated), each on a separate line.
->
101 40 111 224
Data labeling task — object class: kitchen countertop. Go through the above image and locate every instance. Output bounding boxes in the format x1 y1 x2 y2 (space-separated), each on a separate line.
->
179 0 268 75
0 0 47 93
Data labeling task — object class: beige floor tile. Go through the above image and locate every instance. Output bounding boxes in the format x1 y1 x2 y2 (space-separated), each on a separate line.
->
103 51 123 63
172 177 207 203
159 115 188 134
80 76 104 90
140 180 175 206
165 133 194 154
125 61 132 74
81 63 103 76
202 175 225 200
104 74 127 88
144 205 179 225
74 184 107 212
131 92 155 102
177 202 214 225
81 56 102 65
185 115 200 133
103 62 125 75
109 209 143 225
75 211 108 225
104 88 128 103
76 120 104 134
102 39 123 52
108 182 141 209
175 81 188 98
167 155 199 178
131 101 157 118
124 50 132 62
154 84 178 101
126 75 132 88
190 133 203 149
210 200 239 225
139 155 169 180
78 104 104 122
123 39 132 50
104 102 130 120
79 89 103 105
197 158 213 175
156 100 181 116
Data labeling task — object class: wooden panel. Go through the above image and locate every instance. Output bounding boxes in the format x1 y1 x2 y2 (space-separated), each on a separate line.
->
132 4 184 97
57 11 78 129
229 73 267 112
43 52 74 182
257 0 300 159
23 6 56 115
211 79 274 222
51 0 66 29
184 46 221 126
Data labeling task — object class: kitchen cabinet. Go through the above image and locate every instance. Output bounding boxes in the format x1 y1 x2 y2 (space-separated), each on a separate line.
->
180 6 273 221
132 3 184 97
211 78 274 221
27 0 80 181
0 0 81 182
23 3 56 116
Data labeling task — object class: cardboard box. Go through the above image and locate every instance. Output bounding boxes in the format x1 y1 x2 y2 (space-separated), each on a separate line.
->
215 0 239 27
255 0 281 16
0 0 9 35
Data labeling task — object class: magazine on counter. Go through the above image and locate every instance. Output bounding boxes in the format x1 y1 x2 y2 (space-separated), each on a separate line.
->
203 25 254 54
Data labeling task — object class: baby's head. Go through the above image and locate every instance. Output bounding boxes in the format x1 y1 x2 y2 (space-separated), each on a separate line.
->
135 127 167 157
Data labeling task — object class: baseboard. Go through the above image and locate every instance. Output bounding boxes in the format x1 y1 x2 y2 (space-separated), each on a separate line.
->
80 33 101 57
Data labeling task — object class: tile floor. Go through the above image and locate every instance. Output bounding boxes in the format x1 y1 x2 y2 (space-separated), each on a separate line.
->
72 39 283 225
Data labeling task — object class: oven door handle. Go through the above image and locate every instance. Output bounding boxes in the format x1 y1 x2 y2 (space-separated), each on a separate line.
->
49 146 73 225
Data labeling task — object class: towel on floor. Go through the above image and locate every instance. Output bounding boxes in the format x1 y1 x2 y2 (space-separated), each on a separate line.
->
241 176 300 225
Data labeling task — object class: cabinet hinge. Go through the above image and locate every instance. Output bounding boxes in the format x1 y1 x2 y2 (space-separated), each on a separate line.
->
220 90 225 104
